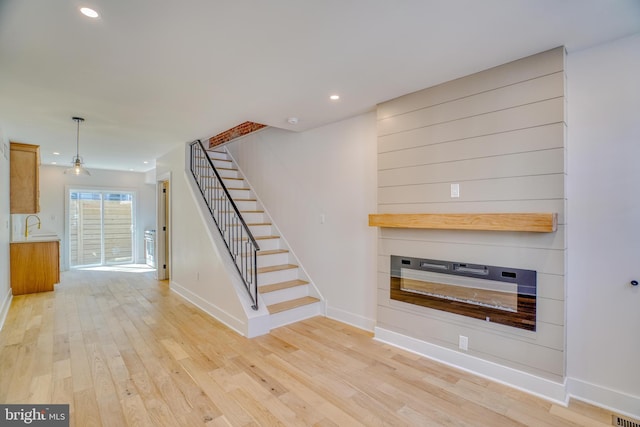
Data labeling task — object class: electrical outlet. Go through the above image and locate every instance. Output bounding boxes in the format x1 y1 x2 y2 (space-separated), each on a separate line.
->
459 335 468 351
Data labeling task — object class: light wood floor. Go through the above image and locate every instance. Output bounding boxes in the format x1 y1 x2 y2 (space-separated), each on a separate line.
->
0 269 617 426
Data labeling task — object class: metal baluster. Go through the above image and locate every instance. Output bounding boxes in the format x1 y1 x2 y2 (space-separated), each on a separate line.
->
188 140 260 310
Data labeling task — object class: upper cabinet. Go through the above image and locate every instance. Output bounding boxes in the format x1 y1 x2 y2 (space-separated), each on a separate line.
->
10 142 40 214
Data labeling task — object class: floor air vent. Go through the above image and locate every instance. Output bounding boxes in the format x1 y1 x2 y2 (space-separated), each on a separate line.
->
614 415 640 427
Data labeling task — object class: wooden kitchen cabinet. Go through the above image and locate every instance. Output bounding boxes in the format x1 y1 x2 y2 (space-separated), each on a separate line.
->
10 142 40 214
10 240 60 295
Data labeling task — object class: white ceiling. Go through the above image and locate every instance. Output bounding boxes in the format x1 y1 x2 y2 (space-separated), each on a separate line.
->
1 1 639 172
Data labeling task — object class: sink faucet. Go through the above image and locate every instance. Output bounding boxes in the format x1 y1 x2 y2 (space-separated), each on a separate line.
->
24 214 41 238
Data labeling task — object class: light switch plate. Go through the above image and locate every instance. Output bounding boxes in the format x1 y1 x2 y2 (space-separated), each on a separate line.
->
451 183 460 198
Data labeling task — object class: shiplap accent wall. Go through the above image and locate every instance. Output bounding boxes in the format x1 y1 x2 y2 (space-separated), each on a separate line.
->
375 47 566 382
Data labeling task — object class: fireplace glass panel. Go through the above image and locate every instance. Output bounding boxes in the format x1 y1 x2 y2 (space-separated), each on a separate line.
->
399 268 519 313
390 256 536 331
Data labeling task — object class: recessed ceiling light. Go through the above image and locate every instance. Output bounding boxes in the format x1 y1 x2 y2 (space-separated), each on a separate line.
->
330 94 340 101
143 161 149 164
53 152 60 155
287 117 298 125
80 7 99 18
51 161 57 165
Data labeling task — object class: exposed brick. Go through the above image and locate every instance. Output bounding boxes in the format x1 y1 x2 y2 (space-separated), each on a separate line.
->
208 121 267 148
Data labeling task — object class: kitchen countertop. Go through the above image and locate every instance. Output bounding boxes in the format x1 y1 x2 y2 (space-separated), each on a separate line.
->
11 235 61 243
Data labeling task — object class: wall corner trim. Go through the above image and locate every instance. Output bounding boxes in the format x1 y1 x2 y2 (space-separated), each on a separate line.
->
567 377 640 420
0 289 13 332
326 306 375 332
374 327 568 405
169 280 248 337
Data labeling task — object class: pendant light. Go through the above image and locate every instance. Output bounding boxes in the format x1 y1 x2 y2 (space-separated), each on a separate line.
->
64 116 90 175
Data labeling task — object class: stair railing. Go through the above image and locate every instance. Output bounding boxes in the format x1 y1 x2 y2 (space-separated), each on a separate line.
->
189 140 259 310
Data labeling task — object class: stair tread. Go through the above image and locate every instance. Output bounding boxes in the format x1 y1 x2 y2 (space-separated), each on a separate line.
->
234 235 279 241
255 235 279 240
227 222 271 228
206 186 248 190
267 296 320 314
259 279 309 294
222 210 263 215
242 249 288 257
257 264 297 274
257 249 288 256
217 167 238 171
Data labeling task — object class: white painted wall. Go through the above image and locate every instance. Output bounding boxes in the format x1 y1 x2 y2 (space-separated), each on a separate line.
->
155 144 252 335
227 113 378 330
0 127 11 330
566 33 640 417
11 165 156 270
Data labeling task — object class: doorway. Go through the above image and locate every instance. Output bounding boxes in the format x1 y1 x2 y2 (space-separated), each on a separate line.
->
68 190 135 267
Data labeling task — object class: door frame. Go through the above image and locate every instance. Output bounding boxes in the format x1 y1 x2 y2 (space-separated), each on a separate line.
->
65 185 137 270
156 172 171 280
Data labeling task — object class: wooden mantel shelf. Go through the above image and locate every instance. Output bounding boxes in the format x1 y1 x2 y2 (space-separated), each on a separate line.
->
368 213 557 233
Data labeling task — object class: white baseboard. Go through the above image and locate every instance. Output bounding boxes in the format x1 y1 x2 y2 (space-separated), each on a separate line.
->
327 305 375 332
567 377 640 419
170 280 248 337
374 327 568 405
0 288 12 332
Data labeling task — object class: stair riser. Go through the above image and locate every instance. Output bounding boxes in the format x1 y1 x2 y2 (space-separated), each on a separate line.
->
217 169 240 179
269 302 322 330
257 252 289 268
223 233 258 248
203 187 247 198
233 200 258 211
248 224 273 237
258 268 299 286
222 178 247 188
208 152 228 161
253 238 280 251
261 284 310 306
225 224 271 238
240 212 267 223
212 159 233 168
210 208 256 224
227 189 252 199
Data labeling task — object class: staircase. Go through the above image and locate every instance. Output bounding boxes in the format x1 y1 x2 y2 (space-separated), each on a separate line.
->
205 147 322 329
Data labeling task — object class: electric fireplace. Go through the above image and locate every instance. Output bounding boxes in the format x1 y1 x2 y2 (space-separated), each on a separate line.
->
390 256 536 331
